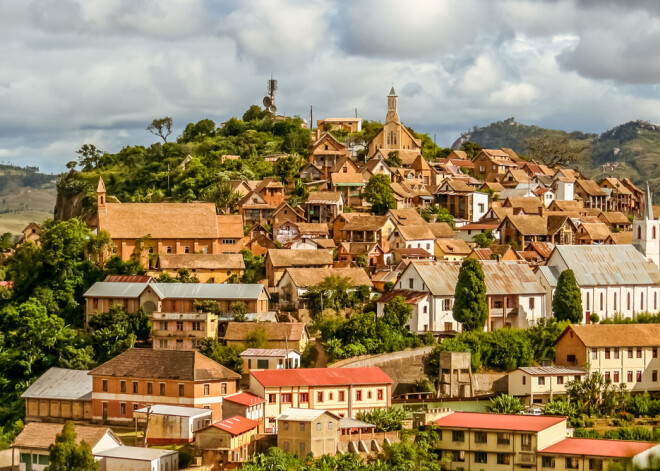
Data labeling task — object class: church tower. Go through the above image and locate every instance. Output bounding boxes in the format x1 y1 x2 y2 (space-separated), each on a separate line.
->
97 177 107 213
633 184 660 268
386 86 400 124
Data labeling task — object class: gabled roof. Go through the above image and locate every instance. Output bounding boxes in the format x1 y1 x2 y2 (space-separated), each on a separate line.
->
223 391 265 406
342 215 391 232
338 242 381 257
98 202 222 239
207 416 259 436
240 348 300 358
557 324 660 348
89 349 241 381
267 249 333 268
434 411 565 432
576 179 606 197
436 179 474 193
503 196 544 214
548 245 660 286
251 367 392 387
224 322 308 342
606 231 633 245
428 222 455 238
331 173 365 185
524 241 555 258
281 267 374 288
22 367 92 401
305 191 343 204
470 244 514 261
158 254 245 270
395 225 435 241
518 366 586 376
576 222 611 241
599 211 631 225
387 208 427 226
500 215 548 236
152 283 265 300
435 238 471 255
12 423 121 450
278 407 341 422
376 289 428 305
540 437 659 458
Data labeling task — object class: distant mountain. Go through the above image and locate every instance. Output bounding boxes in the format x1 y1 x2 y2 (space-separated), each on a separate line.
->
0 164 57 235
452 118 660 188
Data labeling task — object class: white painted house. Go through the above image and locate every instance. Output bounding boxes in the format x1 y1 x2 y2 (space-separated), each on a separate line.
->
395 260 547 332
538 245 660 323
375 289 433 334
387 225 435 252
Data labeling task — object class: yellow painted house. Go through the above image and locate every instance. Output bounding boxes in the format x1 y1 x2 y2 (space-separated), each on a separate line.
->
151 253 246 283
194 415 259 466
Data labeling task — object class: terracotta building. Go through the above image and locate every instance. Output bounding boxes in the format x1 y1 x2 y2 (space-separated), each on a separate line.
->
89 349 240 424
367 88 421 157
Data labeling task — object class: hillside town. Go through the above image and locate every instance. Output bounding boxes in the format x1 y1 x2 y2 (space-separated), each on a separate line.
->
3 89 660 471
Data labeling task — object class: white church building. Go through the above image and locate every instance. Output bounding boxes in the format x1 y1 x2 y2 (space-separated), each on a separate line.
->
633 185 660 268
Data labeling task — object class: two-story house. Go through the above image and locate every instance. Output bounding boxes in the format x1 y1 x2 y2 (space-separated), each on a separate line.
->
89 349 240 424
248 367 392 430
555 324 660 392
265 249 333 287
277 408 341 457
433 179 489 222
508 366 586 406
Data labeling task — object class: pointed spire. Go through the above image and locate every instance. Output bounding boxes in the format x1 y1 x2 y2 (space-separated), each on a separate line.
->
645 183 654 220
97 177 106 193
389 86 396 96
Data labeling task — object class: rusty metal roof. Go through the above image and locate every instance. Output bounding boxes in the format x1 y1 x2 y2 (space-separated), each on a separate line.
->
549 245 660 287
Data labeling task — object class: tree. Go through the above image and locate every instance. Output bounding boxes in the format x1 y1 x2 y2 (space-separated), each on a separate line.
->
197 339 243 373
525 132 591 167
88 306 151 363
146 117 173 143
487 394 524 414
385 150 402 167
274 154 303 185
0 232 13 252
244 328 268 348
552 269 583 323
473 230 494 248
364 174 395 215
453 258 488 331
231 301 248 322
461 141 482 159
356 407 405 432
75 144 104 170
202 179 241 214
45 421 98 471
382 296 413 332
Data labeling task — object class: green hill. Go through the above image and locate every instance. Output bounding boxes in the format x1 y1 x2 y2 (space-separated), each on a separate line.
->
452 118 660 189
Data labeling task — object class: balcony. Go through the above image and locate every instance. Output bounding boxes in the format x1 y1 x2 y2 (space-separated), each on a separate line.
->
516 452 536 465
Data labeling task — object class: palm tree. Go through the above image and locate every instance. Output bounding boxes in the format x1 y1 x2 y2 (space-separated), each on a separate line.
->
487 394 525 414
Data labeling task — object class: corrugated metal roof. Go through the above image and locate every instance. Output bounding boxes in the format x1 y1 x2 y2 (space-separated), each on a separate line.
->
277 407 338 422
134 405 212 417
240 348 300 357
339 417 376 429
95 446 176 460
518 366 586 376
537 265 560 288
154 283 265 300
408 260 544 296
83 281 150 298
551 245 660 287
22 367 92 401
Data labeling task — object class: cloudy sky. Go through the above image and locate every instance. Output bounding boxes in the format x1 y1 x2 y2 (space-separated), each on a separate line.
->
2 0 660 172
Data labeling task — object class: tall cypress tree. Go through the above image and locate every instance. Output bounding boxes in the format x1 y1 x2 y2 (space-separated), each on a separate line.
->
552 269 583 323
45 421 98 471
453 258 488 331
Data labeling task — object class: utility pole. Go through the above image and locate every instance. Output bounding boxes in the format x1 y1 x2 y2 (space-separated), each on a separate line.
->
310 105 313 131
355 107 358 118
167 164 170 196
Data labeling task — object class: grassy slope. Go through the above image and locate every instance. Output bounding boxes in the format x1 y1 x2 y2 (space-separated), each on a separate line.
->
0 184 56 236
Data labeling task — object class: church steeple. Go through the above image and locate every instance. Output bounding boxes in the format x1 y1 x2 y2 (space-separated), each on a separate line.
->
97 177 107 213
386 86 399 123
645 183 654 220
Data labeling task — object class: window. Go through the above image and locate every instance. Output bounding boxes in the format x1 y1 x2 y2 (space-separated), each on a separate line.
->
317 392 323 403
605 348 610 359
474 431 487 443
600 292 603 310
221 383 227 394
653 370 658 382
120 380 126 393
178 384 185 397
542 456 555 468
628 371 633 382
529 298 535 309
627 292 631 310
269 394 276 404
521 433 532 450
328 422 333 431
120 403 126 415
222 239 235 245
614 292 617 311
204 384 210 396
176 339 183 350
299 423 305 432
614 348 619 359
147 383 153 394
283 441 289 452
176 321 183 331
159 321 168 330
654 348 658 359
637 348 643 358
356 390 362 401
605 371 611 382
192 321 202 331
368 391 372 399
522 376 526 385
160 383 166 396
299 442 305 455
159 339 168 349
586 292 590 311
497 432 510 445
637 371 642 382
282 421 289 431
613 371 619 383
409 279 414 289
102 380 108 392
93 298 98 308
628 348 633 359
132 381 138 394
300 392 309 402
316 422 321 431
497 454 511 465
452 430 464 442
642 292 645 310
257 359 269 369
538 377 545 386
592 349 598 360
566 457 579 469
589 458 603 470
442 299 452 310
557 376 564 385
567 354 576 364
133 404 139 410
338 391 345 402
377 389 383 400
166 246 172 253
475 452 487 464
281 393 292 403
185 246 190 253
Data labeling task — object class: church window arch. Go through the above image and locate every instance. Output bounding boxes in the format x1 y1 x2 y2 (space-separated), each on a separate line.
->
638 226 642 239
653 226 657 239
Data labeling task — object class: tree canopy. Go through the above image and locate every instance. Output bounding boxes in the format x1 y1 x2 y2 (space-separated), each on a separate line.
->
45 421 98 471
452 258 488 331
364 174 395 215
552 269 583 323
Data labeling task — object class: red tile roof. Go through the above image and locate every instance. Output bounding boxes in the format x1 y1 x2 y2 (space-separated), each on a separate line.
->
104 275 152 283
251 367 392 387
223 391 265 406
209 416 259 436
540 438 657 458
434 412 566 432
